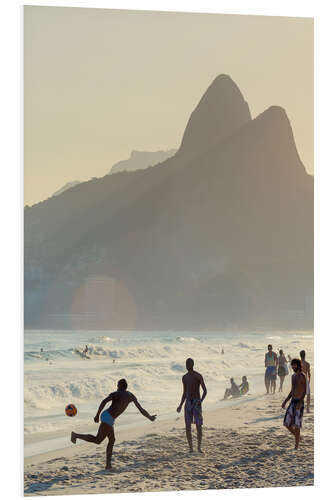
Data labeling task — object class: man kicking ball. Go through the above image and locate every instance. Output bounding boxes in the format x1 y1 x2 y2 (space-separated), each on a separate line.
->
71 378 157 469
177 358 207 453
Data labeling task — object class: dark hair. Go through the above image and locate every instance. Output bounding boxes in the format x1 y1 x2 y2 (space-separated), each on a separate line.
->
186 358 194 369
300 350 305 359
117 378 128 390
268 344 272 349
279 349 283 355
291 359 302 371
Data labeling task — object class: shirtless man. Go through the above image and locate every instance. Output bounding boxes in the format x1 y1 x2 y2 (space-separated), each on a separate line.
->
264 344 278 394
177 358 207 453
71 379 156 469
300 350 311 413
282 358 306 450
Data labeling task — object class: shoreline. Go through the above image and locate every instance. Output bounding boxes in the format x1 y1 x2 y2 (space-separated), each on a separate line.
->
24 393 314 495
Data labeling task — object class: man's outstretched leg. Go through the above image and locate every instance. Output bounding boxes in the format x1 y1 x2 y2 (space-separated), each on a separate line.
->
185 423 193 452
71 422 109 446
106 427 115 470
196 423 203 453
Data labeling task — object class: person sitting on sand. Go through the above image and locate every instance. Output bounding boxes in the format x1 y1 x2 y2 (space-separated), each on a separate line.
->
282 358 306 450
224 377 241 399
300 350 311 413
264 344 278 394
277 349 288 393
71 378 156 470
177 358 207 454
239 376 249 395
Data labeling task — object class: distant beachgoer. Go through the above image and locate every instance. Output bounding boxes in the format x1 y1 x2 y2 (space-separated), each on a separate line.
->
239 376 249 395
264 344 278 394
71 379 156 470
277 349 288 392
83 345 89 355
113 359 115 363
282 358 306 449
287 354 292 363
300 350 311 413
221 347 224 355
40 348 43 353
177 358 207 453
224 377 241 399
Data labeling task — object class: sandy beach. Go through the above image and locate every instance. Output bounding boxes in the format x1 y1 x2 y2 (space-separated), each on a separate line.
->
24 393 314 496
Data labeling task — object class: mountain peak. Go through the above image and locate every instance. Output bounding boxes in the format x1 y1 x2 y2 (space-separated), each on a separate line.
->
178 75 251 154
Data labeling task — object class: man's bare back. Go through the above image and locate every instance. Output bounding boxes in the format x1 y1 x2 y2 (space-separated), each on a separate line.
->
105 390 135 419
182 371 204 400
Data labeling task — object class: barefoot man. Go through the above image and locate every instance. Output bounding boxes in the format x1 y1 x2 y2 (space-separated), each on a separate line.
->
282 358 306 450
265 344 278 394
300 350 311 413
177 358 207 453
71 378 156 469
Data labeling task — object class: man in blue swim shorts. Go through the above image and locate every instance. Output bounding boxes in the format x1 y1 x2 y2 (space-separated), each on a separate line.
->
177 358 207 453
264 344 278 394
71 378 156 469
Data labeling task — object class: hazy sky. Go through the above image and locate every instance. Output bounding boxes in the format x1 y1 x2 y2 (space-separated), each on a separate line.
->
24 7 313 206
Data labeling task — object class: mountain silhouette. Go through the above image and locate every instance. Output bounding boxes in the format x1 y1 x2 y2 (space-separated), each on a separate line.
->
109 149 177 174
24 75 313 331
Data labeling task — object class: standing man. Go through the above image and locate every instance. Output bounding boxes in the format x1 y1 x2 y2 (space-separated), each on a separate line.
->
264 344 278 394
300 350 311 413
177 358 207 453
282 358 306 450
71 378 156 470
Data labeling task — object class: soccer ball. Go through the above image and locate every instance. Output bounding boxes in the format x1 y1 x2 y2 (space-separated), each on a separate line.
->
65 404 77 417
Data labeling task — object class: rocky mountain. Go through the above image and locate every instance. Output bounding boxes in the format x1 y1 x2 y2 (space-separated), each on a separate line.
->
52 181 81 197
109 149 177 174
24 75 313 331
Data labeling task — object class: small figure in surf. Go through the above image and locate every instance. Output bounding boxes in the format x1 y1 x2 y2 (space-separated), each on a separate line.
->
239 375 249 395
282 358 306 449
300 350 311 413
83 345 89 356
277 349 288 392
224 377 241 399
71 378 156 470
177 358 207 453
264 344 278 394
221 347 224 355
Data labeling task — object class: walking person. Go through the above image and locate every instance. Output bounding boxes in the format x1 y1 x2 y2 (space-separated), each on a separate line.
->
300 350 311 413
277 349 288 392
71 379 156 469
282 358 306 450
177 358 207 453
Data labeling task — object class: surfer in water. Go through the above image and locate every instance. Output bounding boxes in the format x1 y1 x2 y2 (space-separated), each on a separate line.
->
71 378 157 470
177 358 207 453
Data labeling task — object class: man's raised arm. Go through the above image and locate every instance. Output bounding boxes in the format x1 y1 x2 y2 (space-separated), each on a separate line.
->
132 395 156 421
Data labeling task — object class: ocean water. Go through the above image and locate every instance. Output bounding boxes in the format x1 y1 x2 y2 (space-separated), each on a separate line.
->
24 329 313 457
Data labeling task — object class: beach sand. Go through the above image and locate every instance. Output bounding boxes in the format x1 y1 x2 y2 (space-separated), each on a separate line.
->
24 393 314 496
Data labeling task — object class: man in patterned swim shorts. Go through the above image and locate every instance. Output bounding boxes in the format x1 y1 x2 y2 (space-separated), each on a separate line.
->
177 358 207 453
282 358 306 450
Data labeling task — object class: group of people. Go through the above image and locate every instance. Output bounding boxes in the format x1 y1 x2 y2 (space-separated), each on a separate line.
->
223 375 249 399
264 344 311 413
70 347 311 469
